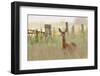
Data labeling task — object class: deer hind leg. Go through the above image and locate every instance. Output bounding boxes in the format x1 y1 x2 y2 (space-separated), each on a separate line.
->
63 43 71 55
66 43 73 51
63 48 70 56
70 42 81 57
71 42 82 57
63 43 75 55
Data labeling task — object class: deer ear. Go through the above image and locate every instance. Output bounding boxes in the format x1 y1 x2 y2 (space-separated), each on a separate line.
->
59 28 62 33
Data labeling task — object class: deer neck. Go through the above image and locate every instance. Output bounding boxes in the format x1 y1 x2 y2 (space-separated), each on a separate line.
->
62 35 66 49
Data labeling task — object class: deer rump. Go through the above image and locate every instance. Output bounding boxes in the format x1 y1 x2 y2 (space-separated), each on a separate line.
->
63 42 77 51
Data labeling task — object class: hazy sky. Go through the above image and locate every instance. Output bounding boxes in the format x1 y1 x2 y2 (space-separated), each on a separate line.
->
28 15 77 23
28 15 88 31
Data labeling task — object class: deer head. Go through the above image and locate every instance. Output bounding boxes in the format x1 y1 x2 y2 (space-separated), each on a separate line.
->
59 28 68 49
59 22 68 37
59 28 67 37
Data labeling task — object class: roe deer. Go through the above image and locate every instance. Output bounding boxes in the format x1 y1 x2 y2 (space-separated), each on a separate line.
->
59 28 77 50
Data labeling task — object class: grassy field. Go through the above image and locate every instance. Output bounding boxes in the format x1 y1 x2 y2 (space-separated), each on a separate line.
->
28 31 88 61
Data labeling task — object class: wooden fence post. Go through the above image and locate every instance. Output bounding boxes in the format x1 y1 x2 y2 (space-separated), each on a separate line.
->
72 25 75 34
44 24 52 41
81 24 84 32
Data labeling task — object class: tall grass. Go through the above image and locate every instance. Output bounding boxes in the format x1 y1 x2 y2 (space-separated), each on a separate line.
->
28 31 88 61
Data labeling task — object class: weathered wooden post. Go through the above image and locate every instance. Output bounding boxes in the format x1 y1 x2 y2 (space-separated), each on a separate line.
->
35 29 39 42
52 27 56 39
81 24 84 32
65 22 69 33
44 24 51 41
40 28 43 41
72 25 75 34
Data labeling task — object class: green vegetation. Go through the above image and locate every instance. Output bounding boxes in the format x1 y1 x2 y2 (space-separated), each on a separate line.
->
28 31 88 61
